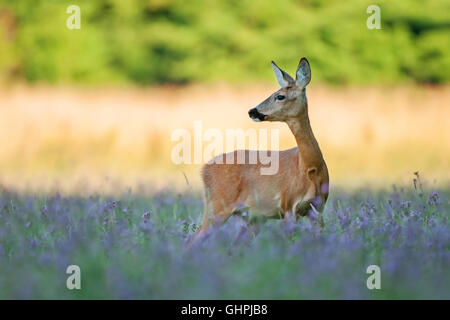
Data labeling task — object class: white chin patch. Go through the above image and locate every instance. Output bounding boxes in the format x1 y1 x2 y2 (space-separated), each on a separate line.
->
251 117 261 122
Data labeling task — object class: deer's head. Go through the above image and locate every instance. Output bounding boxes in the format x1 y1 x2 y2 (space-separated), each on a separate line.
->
249 58 311 122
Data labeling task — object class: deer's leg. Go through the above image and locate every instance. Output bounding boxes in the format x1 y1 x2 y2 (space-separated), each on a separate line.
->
308 196 326 229
284 210 296 224
291 199 324 228
195 196 235 239
282 210 296 237
197 195 212 234
187 205 234 248
232 214 264 246
232 217 253 246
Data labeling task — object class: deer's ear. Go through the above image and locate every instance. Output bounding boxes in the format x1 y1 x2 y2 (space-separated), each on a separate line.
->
271 61 294 88
295 57 311 88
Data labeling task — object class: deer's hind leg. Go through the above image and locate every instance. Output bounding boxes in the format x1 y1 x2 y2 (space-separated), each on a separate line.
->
194 189 238 245
198 170 247 231
198 194 237 232
187 198 229 248
187 203 235 248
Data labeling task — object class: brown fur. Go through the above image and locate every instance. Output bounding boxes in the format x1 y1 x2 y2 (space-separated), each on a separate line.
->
196 58 329 236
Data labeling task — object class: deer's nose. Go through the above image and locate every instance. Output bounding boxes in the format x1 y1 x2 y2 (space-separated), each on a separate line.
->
248 108 266 121
248 108 258 117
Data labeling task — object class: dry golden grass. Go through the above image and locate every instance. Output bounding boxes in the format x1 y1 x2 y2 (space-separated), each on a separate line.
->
0 84 449 194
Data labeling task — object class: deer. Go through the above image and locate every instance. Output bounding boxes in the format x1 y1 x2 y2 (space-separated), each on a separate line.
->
195 58 329 242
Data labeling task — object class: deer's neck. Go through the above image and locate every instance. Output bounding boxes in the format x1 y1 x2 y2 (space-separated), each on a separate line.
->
286 109 324 171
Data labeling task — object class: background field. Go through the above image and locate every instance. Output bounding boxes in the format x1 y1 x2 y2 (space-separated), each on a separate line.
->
0 181 449 299
0 84 449 194
0 0 449 299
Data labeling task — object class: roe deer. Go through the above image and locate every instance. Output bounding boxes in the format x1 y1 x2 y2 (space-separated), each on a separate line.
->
196 58 329 239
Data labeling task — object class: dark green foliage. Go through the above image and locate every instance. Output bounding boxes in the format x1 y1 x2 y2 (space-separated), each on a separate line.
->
0 0 449 84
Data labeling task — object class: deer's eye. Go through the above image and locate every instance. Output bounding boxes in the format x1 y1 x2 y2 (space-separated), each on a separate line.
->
276 95 285 101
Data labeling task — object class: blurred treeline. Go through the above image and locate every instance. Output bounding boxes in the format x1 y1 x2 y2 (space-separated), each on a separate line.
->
0 0 449 85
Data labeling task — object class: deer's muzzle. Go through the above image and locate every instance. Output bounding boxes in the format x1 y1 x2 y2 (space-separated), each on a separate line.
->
248 108 266 122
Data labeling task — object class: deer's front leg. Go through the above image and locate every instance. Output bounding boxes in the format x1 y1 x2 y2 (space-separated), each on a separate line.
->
283 210 297 237
232 216 262 246
308 203 325 229
284 210 296 224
